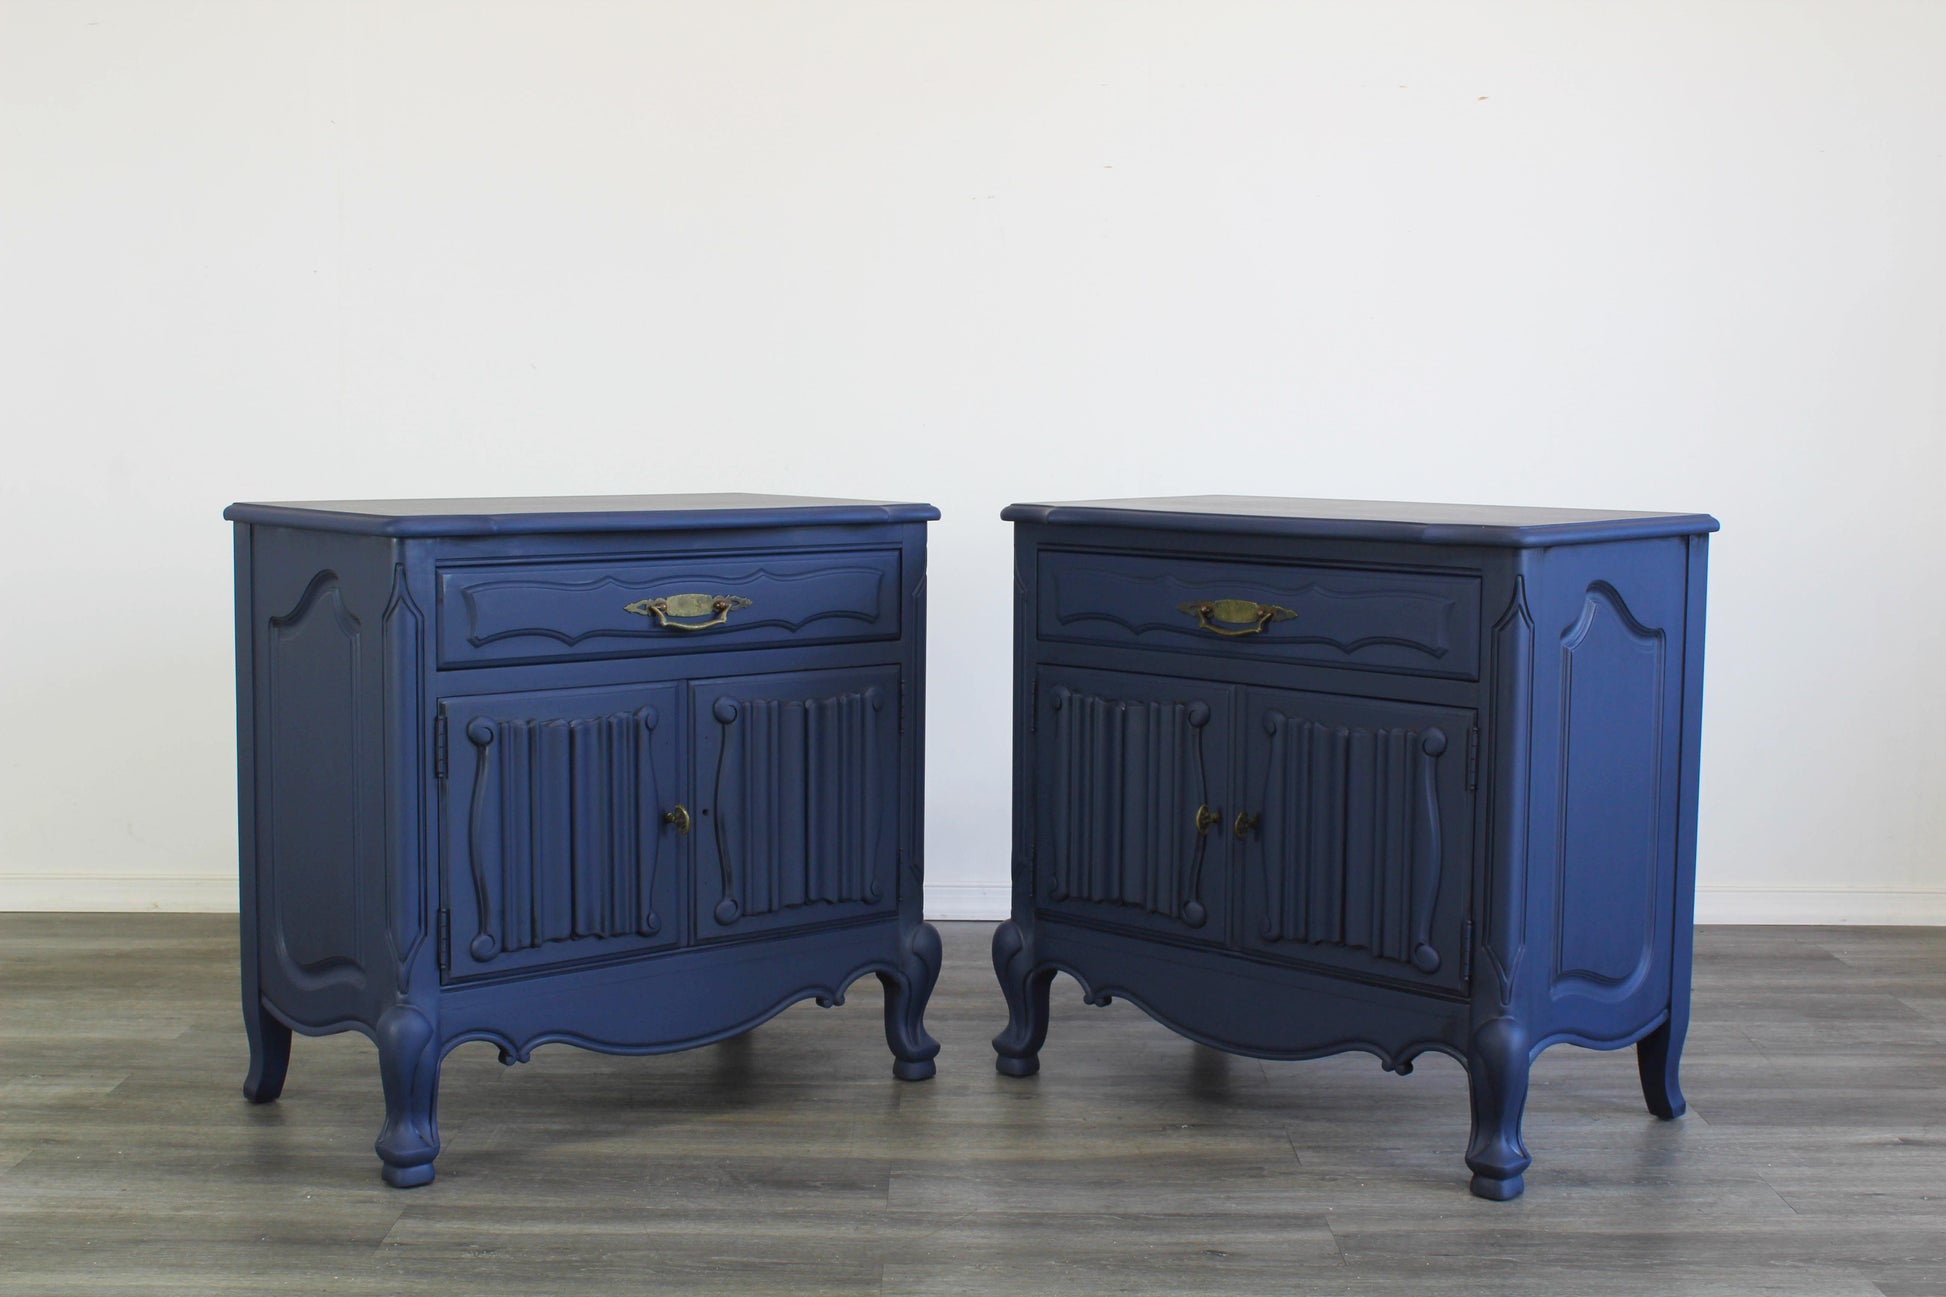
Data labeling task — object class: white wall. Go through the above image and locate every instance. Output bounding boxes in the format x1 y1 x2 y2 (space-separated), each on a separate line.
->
2 1 1941 922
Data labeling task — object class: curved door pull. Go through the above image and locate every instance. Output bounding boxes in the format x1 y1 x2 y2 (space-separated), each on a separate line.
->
1177 598 1296 637
625 593 753 631
1182 803 1222 929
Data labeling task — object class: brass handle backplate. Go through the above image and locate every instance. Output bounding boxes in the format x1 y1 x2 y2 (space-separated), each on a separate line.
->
625 593 753 631
664 804 692 835
1194 804 1221 837
1177 598 1296 638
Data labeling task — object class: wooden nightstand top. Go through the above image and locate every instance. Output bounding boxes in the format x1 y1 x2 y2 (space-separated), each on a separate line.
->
1002 495 1718 547
225 493 939 537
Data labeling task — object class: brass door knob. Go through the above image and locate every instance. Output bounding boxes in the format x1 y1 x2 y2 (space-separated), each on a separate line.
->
1194 804 1221 837
663 804 692 835
1234 811 1259 840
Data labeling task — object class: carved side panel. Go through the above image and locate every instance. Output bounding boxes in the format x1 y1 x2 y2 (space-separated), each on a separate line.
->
264 570 367 992
382 564 427 989
1482 578 1534 1007
440 683 681 980
1552 582 1667 995
696 666 901 938
1046 689 1212 925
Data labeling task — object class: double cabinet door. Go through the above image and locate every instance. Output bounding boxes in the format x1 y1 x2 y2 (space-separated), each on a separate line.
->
1034 665 1475 993
439 664 901 980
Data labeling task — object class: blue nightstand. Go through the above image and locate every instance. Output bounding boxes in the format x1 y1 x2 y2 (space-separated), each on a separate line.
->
227 494 941 1186
992 496 1716 1199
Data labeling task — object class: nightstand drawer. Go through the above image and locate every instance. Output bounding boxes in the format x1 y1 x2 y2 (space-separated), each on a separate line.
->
438 548 901 668
1037 549 1481 679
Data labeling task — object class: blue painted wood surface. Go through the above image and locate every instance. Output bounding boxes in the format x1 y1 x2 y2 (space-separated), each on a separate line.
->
225 493 939 536
1002 495 1718 547
993 496 1715 1200
231 496 940 1186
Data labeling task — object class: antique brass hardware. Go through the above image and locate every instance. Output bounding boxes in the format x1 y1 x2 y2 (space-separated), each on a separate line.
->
1177 598 1296 637
663 804 692 835
624 593 753 631
1234 810 1259 840
1194 804 1221 837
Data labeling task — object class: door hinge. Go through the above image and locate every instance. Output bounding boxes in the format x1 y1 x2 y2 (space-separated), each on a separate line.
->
436 909 451 971
1464 726 1479 792
1460 916 1474 986
434 713 449 781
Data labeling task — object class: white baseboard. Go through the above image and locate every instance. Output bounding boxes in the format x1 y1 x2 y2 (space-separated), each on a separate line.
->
922 884 1946 927
0 873 237 912
3 876 1942 926
1694 886 1946 925
922 884 1012 921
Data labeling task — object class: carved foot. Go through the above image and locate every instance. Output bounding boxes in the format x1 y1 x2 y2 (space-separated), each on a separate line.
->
242 1002 291 1104
991 920 1054 1078
1465 1016 1532 1201
880 922 943 1081
374 1004 441 1188
1637 1018 1688 1119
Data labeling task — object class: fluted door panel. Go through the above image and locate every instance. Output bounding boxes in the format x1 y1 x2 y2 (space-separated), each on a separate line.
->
1033 666 1234 944
439 682 685 981
692 665 902 940
1239 687 1475 993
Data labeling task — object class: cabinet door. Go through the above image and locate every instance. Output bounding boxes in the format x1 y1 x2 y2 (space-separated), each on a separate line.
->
1034 667 1234 944
692 665 901 941
440 682 684 981
1239 688 1475 992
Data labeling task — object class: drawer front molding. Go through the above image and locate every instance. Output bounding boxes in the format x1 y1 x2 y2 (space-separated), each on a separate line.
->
1039 550 1482 679
438 550 900 667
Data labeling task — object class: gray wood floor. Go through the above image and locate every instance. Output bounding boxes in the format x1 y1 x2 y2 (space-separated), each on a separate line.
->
1 918 1942 1296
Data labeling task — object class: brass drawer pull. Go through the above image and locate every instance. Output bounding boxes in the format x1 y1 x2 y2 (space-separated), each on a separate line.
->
625 593 753 631
1177 598 1296 637
663 804 692 835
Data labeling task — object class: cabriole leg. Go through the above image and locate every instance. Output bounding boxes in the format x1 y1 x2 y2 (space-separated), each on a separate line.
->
242 1001 291 1104
1637 1018 1687 1119
374 1004 441 1188
991 920 1054 1078
880 922 943 1081
1465 1016 1532 1200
